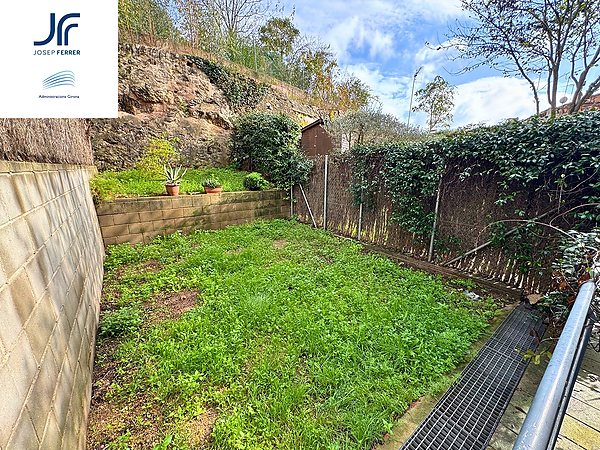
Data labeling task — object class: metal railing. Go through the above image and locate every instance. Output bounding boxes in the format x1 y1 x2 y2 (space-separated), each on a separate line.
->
512 279 598 450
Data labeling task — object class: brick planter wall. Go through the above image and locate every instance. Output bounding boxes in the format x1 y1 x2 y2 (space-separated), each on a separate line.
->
96 190 289 246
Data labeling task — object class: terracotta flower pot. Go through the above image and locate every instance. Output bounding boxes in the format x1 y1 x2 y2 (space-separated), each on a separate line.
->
204 186 222 195
165 184 180 196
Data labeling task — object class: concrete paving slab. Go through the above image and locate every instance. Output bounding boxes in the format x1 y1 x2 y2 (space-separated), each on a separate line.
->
486 340 600 450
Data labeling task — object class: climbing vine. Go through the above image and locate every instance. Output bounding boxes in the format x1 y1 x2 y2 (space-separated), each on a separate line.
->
350 139 445 234
539 228 600 325
187 55 271 111
350 111 600 237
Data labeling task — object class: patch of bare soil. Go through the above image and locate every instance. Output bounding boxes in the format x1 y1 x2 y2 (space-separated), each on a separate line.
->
87 387 166 449
87 290 202 449
87 336 166 449
149 290 200 322
142 259 162 272
273 239 287 249
178 409 218 448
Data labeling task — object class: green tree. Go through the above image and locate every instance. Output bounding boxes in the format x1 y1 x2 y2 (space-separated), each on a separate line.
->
119 0 179 40
413 76 455 132
445 0 600 115
336 75 372 112
296 46 339 109
259 16 300 59
230 113 312 188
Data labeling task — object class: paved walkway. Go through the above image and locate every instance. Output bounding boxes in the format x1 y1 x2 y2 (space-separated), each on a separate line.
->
486 335 600 450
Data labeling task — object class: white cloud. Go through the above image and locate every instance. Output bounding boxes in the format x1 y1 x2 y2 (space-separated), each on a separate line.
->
344 63 414 119
325 16 396 63
369 30 395 59
453 77 537 127
342 67 542 128
286 0 463 64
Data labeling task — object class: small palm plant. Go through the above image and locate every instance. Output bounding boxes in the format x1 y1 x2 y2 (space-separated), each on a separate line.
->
163 164 187 196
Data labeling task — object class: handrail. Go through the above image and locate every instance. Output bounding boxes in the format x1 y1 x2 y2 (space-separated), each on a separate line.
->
512 279 598 450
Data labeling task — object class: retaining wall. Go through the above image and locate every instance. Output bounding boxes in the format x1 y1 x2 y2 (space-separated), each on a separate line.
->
0 161 104 450
96 190 288 245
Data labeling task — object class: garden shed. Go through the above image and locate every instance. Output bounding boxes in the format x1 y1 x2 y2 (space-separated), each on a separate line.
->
301 118 334 156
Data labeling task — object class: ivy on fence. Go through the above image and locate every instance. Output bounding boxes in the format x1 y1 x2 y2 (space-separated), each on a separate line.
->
351 111 600 238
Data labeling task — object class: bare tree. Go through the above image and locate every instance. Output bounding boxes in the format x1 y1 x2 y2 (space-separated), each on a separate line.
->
171 0 220 50
445 0 600 115
202 0 274 37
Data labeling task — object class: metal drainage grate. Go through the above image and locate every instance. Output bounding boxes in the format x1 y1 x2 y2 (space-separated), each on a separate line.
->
400 302 547 450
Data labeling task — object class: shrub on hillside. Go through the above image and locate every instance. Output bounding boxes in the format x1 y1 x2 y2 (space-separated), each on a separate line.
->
230 113 312 188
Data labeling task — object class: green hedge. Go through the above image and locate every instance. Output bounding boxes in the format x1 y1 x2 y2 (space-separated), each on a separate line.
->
231 112 313 188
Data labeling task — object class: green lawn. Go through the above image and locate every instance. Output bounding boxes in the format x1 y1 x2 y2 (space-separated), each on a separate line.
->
90 167 253 201
90 219 497 450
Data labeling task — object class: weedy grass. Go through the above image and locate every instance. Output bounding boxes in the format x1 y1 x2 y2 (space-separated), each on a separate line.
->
90 167 248 201
94 219 497 450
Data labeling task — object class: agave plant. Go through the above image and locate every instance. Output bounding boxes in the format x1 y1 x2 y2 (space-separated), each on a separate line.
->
163 164 187 185
201 178 221 188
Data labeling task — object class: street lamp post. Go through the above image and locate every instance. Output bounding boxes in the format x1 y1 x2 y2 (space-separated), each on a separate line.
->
407 67 422 127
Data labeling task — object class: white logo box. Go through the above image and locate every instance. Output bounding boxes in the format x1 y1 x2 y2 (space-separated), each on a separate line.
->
0 0 118 118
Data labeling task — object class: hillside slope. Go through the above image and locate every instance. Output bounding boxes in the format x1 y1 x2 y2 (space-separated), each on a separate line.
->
92 43 319 171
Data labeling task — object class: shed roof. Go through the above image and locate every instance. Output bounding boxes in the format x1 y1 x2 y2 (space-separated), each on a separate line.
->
301 118 324 133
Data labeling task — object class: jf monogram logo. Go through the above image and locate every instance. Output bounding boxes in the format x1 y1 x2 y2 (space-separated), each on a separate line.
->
34 13 80 46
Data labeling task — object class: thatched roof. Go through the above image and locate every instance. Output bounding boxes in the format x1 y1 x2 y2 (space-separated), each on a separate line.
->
0 119 93 165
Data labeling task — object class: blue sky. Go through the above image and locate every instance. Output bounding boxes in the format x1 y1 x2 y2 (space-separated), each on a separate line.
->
280 0 581 129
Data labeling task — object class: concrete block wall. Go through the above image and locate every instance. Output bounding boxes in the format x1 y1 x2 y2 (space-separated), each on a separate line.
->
0 161 104 450
96 190 289 245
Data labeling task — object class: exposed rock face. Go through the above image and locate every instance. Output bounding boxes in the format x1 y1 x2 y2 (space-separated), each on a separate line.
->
91 43 318 171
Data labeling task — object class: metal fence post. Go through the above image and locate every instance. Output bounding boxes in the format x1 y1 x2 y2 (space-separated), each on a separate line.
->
358 201 363 241
299 184 317 228
428 178 442 263
323 155 329 230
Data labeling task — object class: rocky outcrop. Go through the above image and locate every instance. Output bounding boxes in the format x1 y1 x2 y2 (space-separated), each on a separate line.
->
91 43 318 171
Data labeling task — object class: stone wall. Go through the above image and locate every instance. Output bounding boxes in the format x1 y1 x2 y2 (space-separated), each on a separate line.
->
92 44 319 172
96 190 288 245
0 161 104 450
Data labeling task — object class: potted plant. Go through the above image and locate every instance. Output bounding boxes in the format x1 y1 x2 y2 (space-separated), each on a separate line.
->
163 164 187 196
202 178 222 195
